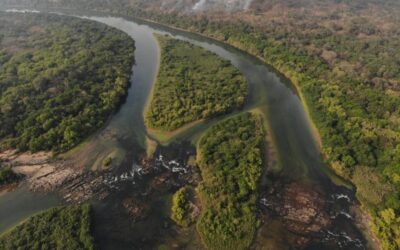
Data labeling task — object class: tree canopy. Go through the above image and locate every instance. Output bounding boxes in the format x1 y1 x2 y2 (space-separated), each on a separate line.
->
0 13 135 152
0 204 95 250
145 35 247 131
196 112 264 250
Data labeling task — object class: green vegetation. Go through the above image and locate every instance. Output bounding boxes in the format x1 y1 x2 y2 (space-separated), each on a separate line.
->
196 112 264 250
102 156 113 167
0 12 135 152
171 187 193 227
0 204 95 250
0 166 20 186
145 35 247 131
122 4 400 249
2 0 400 247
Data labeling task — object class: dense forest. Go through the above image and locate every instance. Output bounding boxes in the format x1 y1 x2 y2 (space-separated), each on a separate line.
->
196 113 264 250
145 35 247 131
64 1 399 248
131 4 400 249
0 13 135 152
0 205 95 250
0 0 399 248
138 11 400 250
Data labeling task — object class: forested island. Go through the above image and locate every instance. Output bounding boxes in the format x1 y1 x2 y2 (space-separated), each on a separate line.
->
145 35 247 131
0 12 135 152
0 205 95 250
196 112 264 250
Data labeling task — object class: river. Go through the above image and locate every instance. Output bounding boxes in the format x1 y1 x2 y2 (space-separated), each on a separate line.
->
0 9 368 249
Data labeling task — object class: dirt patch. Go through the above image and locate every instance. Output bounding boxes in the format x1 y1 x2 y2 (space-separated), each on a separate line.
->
28 25 46 34
122 198 150 221
269 182 330 233
0 150 110 203
0 150 51 164
259 181 331 248
1 150 76 192
280 183 330 234
0 183 19 196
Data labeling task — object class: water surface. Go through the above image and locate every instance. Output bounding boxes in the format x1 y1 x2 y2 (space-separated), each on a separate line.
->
0 186 62 233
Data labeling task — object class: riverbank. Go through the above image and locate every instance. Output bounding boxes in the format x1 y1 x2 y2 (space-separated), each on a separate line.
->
147 119 204 145
0 183 18 196
142 34 205 146
250 108 280 173
0 150 110 203
353 205 382 250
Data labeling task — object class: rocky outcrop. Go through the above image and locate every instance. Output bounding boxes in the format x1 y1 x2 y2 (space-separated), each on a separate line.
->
260 181 331 248
1 150 110 203
60 172 109 203
280 182 330 235
122 198 150 221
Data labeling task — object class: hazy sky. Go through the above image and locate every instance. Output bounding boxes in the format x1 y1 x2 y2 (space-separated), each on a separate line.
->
192 0 254 11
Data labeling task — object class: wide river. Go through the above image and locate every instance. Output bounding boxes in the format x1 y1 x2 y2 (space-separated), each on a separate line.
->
0 9 367 249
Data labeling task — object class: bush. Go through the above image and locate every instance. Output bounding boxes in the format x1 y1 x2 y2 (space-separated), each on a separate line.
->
0 166 20 185
171 187 193 227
